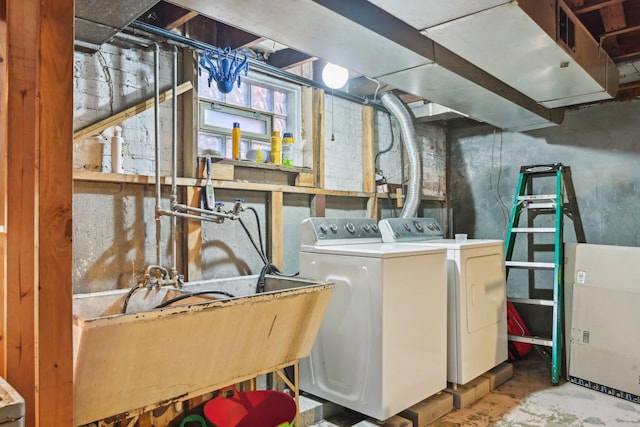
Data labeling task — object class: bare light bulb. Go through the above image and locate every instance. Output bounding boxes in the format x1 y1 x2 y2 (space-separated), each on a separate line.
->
322 63 349 89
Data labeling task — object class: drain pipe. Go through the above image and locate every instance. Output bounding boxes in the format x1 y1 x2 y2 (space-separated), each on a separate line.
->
379 92 422 218
153 44 162 267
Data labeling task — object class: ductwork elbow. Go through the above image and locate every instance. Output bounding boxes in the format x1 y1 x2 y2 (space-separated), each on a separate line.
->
380 92 422 218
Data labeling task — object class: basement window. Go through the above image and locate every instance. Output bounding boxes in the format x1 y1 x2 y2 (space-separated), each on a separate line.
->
197 70 301 161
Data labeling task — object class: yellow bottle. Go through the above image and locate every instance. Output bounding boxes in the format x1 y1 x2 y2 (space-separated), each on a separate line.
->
232 122 241 160
270 130 282 165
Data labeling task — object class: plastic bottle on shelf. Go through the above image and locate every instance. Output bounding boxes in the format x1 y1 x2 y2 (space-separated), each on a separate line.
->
282 132 294 167
270 130 282 165
111 126 124 174
232 122 241 160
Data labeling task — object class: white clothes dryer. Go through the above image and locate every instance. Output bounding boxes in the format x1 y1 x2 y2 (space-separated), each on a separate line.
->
379 218 507 386
298 217 447 420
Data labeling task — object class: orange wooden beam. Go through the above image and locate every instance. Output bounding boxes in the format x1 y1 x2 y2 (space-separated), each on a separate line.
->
5 0 74 425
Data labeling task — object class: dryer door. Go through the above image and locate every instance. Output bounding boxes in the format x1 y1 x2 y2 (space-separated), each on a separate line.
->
464 251 506 333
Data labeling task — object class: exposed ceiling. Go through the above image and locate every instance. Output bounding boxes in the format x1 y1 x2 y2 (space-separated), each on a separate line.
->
75 0 640 128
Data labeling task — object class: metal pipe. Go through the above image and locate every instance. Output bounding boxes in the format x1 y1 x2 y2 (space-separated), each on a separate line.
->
170 45 178 279
380 91 422 218
158 208 237 223
128 20 385 108
154 44 162 266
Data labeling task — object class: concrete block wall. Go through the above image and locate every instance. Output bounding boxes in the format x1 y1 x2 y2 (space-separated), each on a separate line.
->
448 99 640 334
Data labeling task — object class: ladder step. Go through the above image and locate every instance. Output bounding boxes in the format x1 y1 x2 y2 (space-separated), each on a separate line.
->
505 261 555 269
508 334 553 347
524 203 557 210
511 227 556 233
508 297 555 306
518 194 557 201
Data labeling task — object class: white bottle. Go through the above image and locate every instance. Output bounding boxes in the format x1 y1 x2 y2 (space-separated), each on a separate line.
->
111 126 124 174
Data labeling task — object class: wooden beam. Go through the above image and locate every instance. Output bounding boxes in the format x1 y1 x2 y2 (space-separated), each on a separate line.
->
165 10 199 30
602 23 640 37
573 0 626 15
73 81 193 142
599 4 627 32
38 0 74 423
564 0 585 6
7 0 74 425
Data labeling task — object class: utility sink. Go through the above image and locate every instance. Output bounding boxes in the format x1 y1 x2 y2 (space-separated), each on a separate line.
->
72 275 333 426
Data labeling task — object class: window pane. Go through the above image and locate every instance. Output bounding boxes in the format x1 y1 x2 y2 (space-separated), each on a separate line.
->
198 132 225 157
202 109 268 135
226 82 250 107
251 140 271 151
198 71 224 101
274 91 287 114
251 86 273 112
274 117 287 134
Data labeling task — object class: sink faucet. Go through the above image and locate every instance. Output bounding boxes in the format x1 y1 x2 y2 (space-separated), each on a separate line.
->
141 264 182 289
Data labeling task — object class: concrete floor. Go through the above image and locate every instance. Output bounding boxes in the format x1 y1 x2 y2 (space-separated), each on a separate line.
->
310 354 640 426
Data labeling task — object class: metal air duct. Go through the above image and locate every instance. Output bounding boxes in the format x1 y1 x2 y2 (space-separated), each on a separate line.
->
380 92 421 218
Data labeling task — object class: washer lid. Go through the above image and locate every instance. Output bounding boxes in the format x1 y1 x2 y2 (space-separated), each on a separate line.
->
0 377 25 422
300 242 446 258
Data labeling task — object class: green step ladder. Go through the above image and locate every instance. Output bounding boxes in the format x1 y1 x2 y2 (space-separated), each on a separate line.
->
504 163 584 385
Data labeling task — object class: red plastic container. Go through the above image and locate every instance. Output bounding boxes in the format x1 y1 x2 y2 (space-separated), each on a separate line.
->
203 388 296 427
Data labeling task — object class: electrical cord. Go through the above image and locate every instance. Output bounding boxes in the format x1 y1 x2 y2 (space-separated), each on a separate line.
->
246 207 266 256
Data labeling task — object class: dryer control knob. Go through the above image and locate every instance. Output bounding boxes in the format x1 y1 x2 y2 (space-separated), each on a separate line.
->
345 222 356 234
330 224 338 233
403 223 411 231
319 224 328 234
362 223 371 232
427 223 435 230
371 223 379 232
415 222 424 232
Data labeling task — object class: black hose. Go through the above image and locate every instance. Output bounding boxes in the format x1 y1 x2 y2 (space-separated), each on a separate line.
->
238 217 269 265
246 207 266 257
122 284 143 314
154 290 236 309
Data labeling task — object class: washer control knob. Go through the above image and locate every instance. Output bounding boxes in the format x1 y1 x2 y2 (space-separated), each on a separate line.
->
330 224 338 233
345 222 356 234
371 223 379 232
362 223 371 232
403 223 411 232
415 222 424 232
319 224 328 234
427 223 435 230
433 223 441 231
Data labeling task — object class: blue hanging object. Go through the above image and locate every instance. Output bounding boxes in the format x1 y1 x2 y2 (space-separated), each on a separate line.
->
199 46 249 94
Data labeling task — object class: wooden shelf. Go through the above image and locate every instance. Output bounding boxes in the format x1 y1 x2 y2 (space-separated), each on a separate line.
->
72 170 447 202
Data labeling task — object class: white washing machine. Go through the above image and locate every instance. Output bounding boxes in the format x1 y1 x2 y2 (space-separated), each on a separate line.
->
0 377 24 426
298 217 448 421
379 218 507 386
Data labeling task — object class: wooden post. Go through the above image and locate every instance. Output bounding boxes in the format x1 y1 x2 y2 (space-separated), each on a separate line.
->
310 194 326 218
362 105 376 219
312 88 325 189
6 0 74 425
185 187 203 282
0 0 7 378
268 192 284 268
